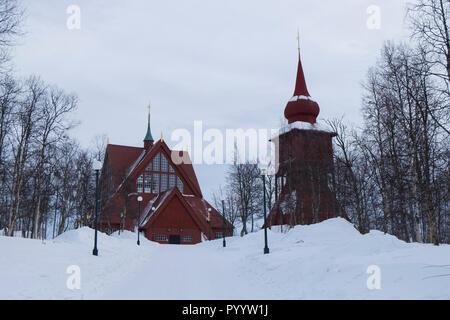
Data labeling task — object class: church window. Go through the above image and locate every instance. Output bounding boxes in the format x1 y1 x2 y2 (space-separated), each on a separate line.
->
146 163 152 171
169 175 176 188
161 154 168 172
161 174 168 192
156 235 167 241
169 165 174 173
182 235 192 242
153 154 160 171
137 175 143 193
152 173 160 193
215 232 224 239
177 177 183 193
144 173 151 193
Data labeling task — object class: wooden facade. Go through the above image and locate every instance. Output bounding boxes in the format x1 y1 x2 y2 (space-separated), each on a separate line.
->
267 51 344 226
98 115 233 244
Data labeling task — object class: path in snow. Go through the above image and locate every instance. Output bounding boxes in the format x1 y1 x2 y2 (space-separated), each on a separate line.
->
102 243 269 300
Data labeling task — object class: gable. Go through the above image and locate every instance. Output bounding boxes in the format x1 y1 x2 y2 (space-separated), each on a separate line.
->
136 152 183 194
125 141 202 197
152 195 199 229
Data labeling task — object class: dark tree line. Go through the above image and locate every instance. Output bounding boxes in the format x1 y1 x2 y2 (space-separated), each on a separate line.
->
330 0 449 244
0 0 99 239
0 75 99 239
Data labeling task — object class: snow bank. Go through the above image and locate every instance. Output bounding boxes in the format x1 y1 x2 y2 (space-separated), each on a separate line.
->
1 218 449 300
0 227 157 300
200 218 450 299
53 227 109 244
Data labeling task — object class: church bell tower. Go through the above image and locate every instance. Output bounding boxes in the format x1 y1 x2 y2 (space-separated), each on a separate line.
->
268 38 343 226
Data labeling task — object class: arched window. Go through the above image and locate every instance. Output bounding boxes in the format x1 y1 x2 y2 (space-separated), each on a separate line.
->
161 154 168 172
141 152 183 194
144 173 151 193
152 173 160 193
161 174 168 192
137 175 143 193
153 154 160 171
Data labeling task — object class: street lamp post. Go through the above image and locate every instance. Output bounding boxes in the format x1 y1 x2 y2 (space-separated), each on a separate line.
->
92 160 102 256
207 208 211 240
222 200 226 248
261 168 270 255
151 206 156 241
137 196 143 246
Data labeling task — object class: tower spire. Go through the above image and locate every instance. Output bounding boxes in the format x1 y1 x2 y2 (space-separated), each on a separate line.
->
144 103 154 149
284 33 320 124
293 31 310 98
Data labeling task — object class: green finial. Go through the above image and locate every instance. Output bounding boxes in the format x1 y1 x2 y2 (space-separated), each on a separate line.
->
144 104 154 142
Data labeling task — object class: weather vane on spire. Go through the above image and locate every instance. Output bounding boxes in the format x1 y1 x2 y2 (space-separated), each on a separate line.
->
143 101 154 144
296 28 300 53
147 102 152 123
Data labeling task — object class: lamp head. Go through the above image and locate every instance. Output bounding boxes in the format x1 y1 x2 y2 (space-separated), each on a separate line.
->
93 159 102 171
137 196 143 202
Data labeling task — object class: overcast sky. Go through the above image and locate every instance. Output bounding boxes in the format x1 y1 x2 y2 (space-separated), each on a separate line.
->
13 0 412 201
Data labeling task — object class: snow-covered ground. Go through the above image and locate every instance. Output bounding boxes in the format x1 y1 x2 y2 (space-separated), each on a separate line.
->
1 218 449 300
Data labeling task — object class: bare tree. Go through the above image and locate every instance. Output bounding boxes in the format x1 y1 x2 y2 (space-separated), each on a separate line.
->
31 86 78 239
408 0 450 82
212 185 239 232
226 159 262 236
332 41 450 244
0 0 23 68
6 77 44 236
408 0 450 135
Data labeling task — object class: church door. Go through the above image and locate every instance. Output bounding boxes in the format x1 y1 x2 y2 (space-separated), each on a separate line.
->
169 235 180 244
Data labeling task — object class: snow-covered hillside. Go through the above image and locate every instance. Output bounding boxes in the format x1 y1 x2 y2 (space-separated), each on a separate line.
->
1 218 449 299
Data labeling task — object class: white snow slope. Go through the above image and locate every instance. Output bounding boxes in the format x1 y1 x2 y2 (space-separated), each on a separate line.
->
0 218 449 300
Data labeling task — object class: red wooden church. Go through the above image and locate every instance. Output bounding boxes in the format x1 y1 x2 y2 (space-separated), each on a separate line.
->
267 47 344 226
99 108 233 244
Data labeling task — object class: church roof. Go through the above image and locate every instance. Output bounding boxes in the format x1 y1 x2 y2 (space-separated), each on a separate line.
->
105 144 145 188
184 196 230 229
104 140 203 201
139 187 233 231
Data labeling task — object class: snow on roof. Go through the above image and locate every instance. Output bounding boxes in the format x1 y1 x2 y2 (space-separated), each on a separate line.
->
288 95 315 102
139 189 172 227
272 120 335 139
126 150 147 178
114 149 147 195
